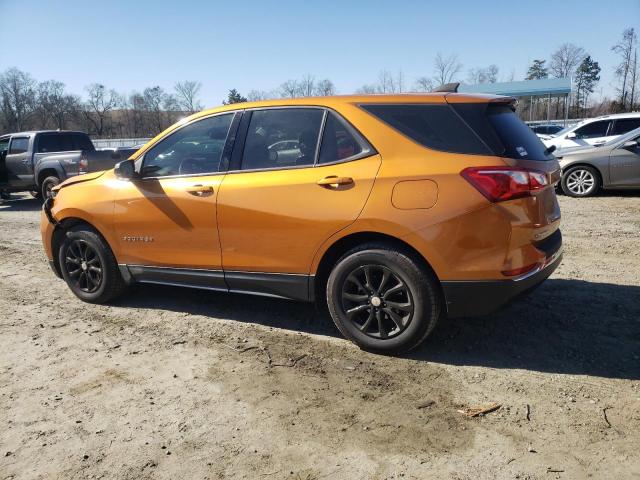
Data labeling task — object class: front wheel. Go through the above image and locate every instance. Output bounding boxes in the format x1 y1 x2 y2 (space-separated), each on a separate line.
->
58 226 126 303
41 175 60 200
561 166 600 197
326 245 441 354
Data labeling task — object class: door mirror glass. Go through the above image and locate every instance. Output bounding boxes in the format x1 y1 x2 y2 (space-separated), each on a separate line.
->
622 140 639 150
566 132 577 139
114 159 136 179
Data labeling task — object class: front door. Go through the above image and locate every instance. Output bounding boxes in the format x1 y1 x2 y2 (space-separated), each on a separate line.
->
217 107 381 298
113 112 238 288
568 120 612 148
609 134 640 186
5 136 32 187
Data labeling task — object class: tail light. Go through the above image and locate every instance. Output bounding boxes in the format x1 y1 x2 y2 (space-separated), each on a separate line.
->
78 153 88 174
461 166 549 202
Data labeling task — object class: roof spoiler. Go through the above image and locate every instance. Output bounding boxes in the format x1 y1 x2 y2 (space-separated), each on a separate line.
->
432 82 460 93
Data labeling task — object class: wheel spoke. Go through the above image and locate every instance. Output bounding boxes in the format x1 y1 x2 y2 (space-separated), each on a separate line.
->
378 269 390 293
66 256 80 265
359 309 375 331
377 310 387 339
343 292 368 302
363 266 373 290
386 300 412 312
347 274 366 293
346 304 369 317
384 307 405 331
382 282 404 299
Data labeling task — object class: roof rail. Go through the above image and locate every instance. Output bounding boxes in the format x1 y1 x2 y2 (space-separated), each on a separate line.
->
432 82 460 93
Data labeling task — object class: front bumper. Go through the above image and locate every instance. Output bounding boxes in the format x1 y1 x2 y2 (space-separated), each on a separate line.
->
441 243 562 318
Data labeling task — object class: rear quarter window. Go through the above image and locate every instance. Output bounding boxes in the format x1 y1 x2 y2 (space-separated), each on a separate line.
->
361 104 491 155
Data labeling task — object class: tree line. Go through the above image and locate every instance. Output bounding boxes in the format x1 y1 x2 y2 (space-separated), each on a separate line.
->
0 27 636 137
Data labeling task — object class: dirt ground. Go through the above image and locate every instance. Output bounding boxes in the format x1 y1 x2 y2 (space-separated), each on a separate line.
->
0 191 638 480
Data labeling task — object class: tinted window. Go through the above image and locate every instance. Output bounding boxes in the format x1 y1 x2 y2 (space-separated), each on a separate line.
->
574 121 610 139
241 108 324 170
143 113 233 177
611 118 640 135
319 112 369 164
37 134 78 153
361 104 490 155
73 134 94 151
9 137 29 154
0 137 10 154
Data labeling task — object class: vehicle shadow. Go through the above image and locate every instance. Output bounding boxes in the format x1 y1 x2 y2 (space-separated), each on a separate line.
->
0 194 42 211
117 277 639 380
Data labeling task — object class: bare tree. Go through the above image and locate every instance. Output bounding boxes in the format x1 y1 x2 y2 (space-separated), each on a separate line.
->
174 81 203 114
467 65 499 84
83 84 118 136
279 80 300 98
612 28 637 110
298 75 315 96
433 53 462 86
0 68 38 131
314 79 335 96
413 76 434 92
247 89 274 101
356 84 378 94
550 43 586 78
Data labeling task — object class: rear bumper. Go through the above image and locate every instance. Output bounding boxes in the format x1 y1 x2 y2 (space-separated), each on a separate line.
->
442 241 562 318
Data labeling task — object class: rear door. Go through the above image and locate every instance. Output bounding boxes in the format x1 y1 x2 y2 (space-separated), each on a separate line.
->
5 135 32 187
609 133 640 186
217 107 380 286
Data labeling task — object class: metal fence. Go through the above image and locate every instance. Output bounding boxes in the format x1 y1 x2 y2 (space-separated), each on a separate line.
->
92 138 151 149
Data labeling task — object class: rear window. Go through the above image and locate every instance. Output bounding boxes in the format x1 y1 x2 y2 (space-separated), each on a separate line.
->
361 104 490 155
37 134 76 153
73 134 93 151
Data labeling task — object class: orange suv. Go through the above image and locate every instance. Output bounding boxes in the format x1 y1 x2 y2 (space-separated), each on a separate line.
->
41 90 562 353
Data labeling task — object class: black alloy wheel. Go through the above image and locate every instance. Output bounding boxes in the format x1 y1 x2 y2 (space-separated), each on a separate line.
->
63 239 103 293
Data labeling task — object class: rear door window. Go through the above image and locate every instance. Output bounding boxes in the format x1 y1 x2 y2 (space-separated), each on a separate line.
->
9 137 29 154
240 108 324 170
73 134 94 151
611 118 640 135
574 121 611 139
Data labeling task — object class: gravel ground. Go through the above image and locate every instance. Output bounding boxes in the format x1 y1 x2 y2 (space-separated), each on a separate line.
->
0 191 639 480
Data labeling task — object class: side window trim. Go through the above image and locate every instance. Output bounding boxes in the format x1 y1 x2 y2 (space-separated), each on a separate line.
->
137 110 242 179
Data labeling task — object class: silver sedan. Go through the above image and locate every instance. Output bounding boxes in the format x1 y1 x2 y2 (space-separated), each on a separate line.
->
555 127 640 197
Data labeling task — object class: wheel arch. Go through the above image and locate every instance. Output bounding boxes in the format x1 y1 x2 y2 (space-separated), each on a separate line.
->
36 164 64 187
312 230 441 302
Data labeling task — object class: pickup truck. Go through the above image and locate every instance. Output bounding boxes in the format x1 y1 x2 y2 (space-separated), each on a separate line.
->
0 130 139 199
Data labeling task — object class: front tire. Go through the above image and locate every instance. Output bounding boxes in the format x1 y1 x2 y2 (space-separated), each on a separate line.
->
326 244 441 354
58 226 126 303
561 166 600 197
41 175 60 200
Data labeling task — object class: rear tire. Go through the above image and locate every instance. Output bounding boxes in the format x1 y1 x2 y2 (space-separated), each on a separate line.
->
41 175 60 200
326 244 441 354
58 226 126 303
561 166 600 197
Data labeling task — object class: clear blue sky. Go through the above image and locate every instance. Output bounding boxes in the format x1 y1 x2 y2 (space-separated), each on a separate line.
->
1 0 638 106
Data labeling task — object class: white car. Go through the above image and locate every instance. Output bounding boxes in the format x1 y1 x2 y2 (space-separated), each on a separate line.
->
542 112 640 150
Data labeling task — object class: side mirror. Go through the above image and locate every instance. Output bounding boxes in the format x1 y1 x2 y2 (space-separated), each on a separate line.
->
566 132 577 139
114 159 136 179
623 140 639 149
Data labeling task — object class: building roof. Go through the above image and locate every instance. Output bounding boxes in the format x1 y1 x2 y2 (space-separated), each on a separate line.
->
459 77 572 97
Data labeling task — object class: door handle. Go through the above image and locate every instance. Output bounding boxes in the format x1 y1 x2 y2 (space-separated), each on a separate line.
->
186 184 214 196
317 176 354 187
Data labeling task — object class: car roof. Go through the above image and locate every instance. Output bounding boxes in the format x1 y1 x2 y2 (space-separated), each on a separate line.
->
2 130 87 137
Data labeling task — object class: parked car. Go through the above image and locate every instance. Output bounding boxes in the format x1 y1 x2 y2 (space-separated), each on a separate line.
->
529 124 564 137
541 113 640 150
41 93 563 354
0 131 139 199
555 127 640 197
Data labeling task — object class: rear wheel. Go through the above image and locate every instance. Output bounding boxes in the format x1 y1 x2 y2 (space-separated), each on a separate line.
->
326 244 441 354
58 226 126 303
41 175 60 200
561 166 600 197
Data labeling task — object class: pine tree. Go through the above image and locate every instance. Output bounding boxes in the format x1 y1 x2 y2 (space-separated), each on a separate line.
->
574 56 601 117
525 60 549 80
223 89 247 105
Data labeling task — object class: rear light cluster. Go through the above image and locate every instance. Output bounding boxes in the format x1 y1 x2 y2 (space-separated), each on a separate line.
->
461 166 549 203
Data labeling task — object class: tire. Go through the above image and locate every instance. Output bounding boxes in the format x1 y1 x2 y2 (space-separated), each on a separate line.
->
30 190 42 200
326 243 441 354
561 166 600 197
41 175 60 200
58 225 126 303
